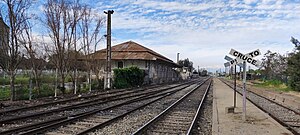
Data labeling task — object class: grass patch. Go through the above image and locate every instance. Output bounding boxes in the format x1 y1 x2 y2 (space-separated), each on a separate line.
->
0 77 30 85
253 79 291 92
0 87 10 100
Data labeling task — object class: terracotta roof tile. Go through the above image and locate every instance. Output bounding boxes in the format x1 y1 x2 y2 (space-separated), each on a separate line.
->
90 41 176 64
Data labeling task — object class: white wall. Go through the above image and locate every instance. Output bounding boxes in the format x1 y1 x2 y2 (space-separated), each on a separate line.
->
92 59 180 85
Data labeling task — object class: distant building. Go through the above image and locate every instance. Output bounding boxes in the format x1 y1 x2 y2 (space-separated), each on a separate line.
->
0 17 9 50
0 17 9 71
85 41 181 84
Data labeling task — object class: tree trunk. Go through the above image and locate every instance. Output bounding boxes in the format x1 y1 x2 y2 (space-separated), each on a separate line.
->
33 69 40 96
10 71 15 101
61 71 65 94
73 69 77 94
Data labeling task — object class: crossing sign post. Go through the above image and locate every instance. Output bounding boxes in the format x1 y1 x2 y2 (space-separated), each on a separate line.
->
224 55 242 108
228 49 261 121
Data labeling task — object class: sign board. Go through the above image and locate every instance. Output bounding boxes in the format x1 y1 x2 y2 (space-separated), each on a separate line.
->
224 55 243 67
224 62 230 67
228 49 261 67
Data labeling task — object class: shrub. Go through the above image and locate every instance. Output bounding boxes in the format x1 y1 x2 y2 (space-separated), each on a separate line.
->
92 79 104 90
113 66 145 89
16 77 30 85
39 84 55 97
114 77 130 89
0 87 10 100
34 75 56 84
80 83 90 93
0 78 9 85
15 86 30 100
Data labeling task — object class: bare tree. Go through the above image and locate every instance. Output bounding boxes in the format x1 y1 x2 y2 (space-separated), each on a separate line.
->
68 1 82 94
43 0 81 95
79 5 105 92
0 0 32 101
19 21 47 96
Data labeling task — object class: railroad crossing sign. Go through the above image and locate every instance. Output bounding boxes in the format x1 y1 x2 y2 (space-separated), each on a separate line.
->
224 55 243 67
228 49 262 67
228 48 262 121
224 62 230 67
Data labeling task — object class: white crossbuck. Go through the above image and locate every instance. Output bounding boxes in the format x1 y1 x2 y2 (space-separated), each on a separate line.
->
228 49 262 67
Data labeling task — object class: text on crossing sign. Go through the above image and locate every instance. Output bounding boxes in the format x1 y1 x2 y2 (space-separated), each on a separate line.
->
229 49 261 67
224 55 243 67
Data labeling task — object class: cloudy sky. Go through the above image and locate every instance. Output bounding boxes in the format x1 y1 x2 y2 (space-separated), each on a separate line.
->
29 0 300 71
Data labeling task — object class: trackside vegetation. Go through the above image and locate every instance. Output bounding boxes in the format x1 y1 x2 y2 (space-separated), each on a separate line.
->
113 66 145 89
286 37 300 91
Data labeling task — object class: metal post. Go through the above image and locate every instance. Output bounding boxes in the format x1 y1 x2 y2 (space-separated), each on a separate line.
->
242 61 247 121
89 69 92 92
240 66 242 80
29 68 33 100
74 69 77 94
234 65 236 108
230 66 233 79
177 53 180 63
104 10 114 90
55 68 58 97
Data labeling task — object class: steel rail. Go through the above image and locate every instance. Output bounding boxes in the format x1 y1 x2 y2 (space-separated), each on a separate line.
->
219 78 299 135
0 87 137 115
0 80 197 124
0 79 203 135
76 78 209 135
0 80 183 115
131 78 211 135
76 94 171 135
186 79 212 135
221 78 300 115
18 80 202 135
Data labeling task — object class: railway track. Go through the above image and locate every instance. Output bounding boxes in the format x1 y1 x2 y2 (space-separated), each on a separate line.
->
0 78 206 135
0 82 177 116
219 78 300 135
0 80 196 124
131 78 212 135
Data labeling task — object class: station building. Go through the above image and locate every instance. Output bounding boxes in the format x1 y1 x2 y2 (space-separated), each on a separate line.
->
0 17 9 73
0 17 9 48
86 41 181 84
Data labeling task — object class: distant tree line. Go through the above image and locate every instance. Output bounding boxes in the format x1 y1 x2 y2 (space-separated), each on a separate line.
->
253 36 300 91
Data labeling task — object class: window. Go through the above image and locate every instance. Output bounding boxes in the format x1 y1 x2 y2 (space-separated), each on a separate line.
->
118 61 123 68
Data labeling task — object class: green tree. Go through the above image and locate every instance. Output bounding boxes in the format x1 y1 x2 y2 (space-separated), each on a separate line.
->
261 50 287 81
178 58 194 72
287 37 300 91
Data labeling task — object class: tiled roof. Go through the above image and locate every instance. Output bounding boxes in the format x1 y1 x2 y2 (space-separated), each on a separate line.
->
89 41 177 65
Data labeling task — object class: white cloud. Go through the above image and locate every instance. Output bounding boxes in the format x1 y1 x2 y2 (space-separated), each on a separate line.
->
27 0 300 71
244 0 259 5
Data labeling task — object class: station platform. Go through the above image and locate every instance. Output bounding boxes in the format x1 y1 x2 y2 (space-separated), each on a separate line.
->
212 78 292 135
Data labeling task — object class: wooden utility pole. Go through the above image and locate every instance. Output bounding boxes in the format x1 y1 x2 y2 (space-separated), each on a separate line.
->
104 10 114 89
